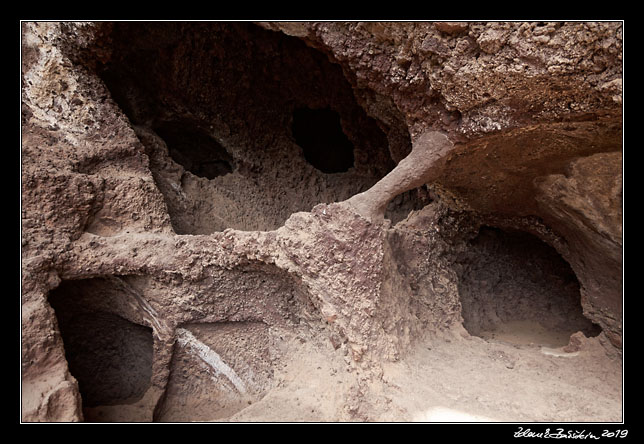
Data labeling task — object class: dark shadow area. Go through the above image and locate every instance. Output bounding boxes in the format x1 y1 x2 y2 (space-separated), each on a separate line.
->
89 22 401 234
48 279 153 410
292 107 355 173
154 119 233 179
456 226 601 346
385 185 434 225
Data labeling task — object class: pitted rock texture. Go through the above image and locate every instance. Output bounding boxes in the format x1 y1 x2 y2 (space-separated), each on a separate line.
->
92 22 399 234
22 21 622 422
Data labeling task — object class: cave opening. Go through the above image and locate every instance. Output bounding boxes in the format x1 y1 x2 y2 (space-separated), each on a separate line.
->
94 22 401 234
291 107 355 173
456 226 601 347
48 279 154 421
154 119 234 180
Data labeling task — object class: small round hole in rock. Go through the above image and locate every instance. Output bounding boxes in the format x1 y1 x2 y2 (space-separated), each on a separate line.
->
292 107 355 174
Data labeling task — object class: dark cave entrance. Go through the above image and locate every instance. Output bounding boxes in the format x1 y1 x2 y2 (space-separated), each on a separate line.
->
154 119 234 180
94 22 402 234
456 226 601 347
48 279 154 420
292 107 355 174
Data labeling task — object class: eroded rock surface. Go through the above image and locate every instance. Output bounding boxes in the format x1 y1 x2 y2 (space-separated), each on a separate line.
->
21 21 622 422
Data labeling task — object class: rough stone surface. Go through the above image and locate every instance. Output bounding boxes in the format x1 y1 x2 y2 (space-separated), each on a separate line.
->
534 152 623 347
21 21 622 422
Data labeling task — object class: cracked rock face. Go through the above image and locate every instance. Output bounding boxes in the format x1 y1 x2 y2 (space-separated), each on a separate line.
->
21 21 622 422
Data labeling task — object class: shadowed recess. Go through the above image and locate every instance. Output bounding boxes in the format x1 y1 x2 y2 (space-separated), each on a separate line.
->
457 226 601 346
292 107 355 173
94 22 401 234
48 279 154 409
154 119 234 180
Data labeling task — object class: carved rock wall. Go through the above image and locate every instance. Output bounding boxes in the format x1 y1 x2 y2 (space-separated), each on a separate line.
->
21 21 622 422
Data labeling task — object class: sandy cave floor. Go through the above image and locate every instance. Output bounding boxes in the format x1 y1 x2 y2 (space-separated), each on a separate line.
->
376 328 622 423
83 321 622 423
20 20 623 425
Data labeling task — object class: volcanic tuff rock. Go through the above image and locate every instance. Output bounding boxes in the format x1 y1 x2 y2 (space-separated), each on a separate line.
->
21 21 622 422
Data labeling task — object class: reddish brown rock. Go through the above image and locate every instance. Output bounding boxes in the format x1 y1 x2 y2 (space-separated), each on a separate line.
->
21 21 622 422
